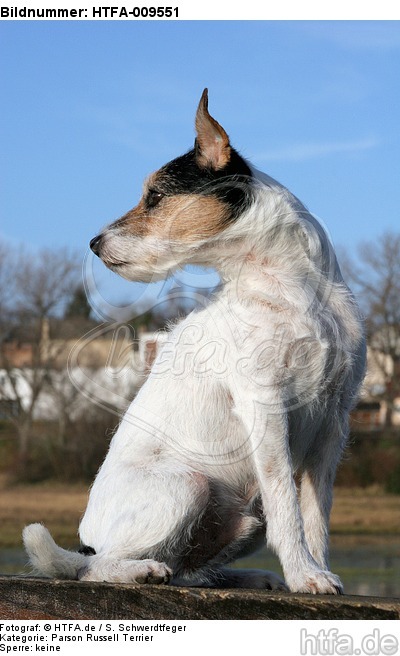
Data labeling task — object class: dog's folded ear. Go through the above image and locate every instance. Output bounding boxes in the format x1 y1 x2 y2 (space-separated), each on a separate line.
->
195 88 231 170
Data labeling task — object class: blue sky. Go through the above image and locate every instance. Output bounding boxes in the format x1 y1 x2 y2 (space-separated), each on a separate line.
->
1 20 400 314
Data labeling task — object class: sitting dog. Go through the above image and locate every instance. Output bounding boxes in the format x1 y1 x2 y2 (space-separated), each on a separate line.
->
23 89 366 593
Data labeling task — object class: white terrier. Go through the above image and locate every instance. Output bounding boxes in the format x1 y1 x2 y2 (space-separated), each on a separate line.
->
23 90 366 594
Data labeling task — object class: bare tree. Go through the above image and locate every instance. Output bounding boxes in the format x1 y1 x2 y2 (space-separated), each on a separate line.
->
0 241 81 469
0 242 17 341
340 231 400 428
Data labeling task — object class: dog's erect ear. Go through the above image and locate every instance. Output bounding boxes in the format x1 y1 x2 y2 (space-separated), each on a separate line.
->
195 89 231 170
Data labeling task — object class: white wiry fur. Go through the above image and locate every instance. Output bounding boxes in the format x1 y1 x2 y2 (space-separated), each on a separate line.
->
23 95 365 594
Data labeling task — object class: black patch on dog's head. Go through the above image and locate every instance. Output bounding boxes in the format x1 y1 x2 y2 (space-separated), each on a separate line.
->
149 146 254 223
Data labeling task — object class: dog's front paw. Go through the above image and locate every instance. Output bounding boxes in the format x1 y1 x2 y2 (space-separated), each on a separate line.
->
287 569 343 595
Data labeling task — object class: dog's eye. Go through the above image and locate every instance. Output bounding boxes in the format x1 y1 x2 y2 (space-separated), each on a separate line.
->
147 190 164 209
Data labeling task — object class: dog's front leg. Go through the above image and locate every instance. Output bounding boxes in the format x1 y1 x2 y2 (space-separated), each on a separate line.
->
232 392 342 594
299 412 349 572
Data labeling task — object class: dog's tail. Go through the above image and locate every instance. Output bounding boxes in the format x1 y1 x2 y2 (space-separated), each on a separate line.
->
23 523 90 579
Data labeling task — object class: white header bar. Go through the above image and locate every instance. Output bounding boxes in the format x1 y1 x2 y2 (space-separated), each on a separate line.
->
0 1 399 20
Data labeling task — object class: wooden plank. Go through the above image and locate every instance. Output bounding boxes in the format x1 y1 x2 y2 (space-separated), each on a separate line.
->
0 577 399 620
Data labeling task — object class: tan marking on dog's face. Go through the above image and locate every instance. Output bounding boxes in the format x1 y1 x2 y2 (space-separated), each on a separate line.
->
112 198 149 237
112 193 229 244
153 194 229 242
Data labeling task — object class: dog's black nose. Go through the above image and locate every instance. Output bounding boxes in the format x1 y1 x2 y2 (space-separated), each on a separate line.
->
90 234 102 256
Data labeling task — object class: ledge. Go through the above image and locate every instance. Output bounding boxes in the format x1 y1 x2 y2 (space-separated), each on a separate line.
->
0 576 399 620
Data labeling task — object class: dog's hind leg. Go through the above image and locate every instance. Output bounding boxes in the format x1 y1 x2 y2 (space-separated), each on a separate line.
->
25 463 210 583
78 555 172 584
23 523 173 583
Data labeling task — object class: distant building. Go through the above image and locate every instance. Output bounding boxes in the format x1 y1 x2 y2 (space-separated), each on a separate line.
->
1 326 399 430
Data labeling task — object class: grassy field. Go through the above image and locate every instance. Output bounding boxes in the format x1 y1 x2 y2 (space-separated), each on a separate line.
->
0 476 399 549
330 485 400 535
0 476 89 548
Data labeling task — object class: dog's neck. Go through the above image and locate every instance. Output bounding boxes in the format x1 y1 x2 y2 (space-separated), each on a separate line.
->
205 181 340 313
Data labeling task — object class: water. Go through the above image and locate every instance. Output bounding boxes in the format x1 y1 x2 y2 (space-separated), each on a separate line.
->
0 548 28 576
1 536 399 597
